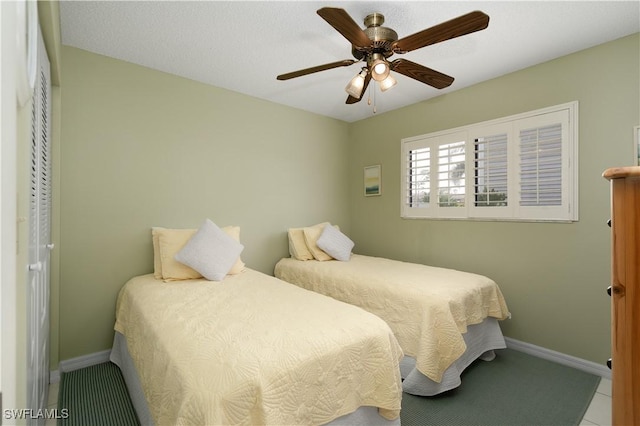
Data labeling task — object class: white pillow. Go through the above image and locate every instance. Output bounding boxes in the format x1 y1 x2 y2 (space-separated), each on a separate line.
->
174 219 244 281
152 226 245 280
316 224 354 261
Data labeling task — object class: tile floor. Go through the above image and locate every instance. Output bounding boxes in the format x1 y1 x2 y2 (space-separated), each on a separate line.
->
580 377 612 426
46 376 613 425
45 381 58 426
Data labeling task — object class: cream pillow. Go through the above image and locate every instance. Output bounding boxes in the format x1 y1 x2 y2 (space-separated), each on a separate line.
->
223 226 246 274
151 227 165 279
152 225 245 280
288 227 314 261
157 228 202 281
303 222 334 261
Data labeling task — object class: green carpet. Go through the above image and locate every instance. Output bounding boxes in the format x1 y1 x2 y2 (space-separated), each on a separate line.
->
58 349 600 426
400 348 601 426
58 362 139 426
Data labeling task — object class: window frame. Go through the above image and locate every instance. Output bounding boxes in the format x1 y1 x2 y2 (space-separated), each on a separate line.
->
400 101 579 222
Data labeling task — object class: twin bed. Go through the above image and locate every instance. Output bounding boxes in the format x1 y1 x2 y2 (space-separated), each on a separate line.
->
111 270 403 425
110 220 510 425
275 254 511 396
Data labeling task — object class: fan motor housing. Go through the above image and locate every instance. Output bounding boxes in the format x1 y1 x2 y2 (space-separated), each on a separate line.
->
352 13 398 60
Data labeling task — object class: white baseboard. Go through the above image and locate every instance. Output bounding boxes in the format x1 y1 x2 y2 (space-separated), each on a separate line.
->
50 348 112 383
48 340 611 384
505 337 611 380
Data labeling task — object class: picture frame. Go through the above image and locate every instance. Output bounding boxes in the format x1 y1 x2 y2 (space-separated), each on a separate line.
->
364 165 381 196
635 125 640 166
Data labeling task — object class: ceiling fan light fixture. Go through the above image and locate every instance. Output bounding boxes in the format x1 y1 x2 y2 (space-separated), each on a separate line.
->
345 68 368 98
370 56 390 82
278 8 490 106
379 74 397 92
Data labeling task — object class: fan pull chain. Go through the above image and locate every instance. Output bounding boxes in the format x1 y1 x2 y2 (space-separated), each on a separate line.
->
365 84 377 114
367 85 377 113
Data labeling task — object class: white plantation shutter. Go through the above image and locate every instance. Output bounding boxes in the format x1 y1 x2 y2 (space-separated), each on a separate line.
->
474 133 508 207
514 108 574 221
405 146 430 208
437 141 466 208
401 131 467 218
519 123 562 206
401 102 577 221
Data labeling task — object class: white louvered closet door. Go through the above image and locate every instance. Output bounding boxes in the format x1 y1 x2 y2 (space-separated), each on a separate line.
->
27 27 52 426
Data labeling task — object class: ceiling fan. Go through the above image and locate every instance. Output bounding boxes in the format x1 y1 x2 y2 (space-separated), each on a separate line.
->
277 7 489 104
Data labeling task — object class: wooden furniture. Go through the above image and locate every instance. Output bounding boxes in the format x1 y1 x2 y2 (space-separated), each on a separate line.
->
603 166 640 426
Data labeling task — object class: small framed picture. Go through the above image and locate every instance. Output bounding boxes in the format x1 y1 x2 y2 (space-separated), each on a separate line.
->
635 125 640 166
364 165 381 196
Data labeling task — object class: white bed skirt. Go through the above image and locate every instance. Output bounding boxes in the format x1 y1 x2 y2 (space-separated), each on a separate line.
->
110 332 400 426
400 317 506 396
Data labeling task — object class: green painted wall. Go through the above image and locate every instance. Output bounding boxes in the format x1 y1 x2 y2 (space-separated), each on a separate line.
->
347 33 639 364
57 34 638 365
58 46 350 360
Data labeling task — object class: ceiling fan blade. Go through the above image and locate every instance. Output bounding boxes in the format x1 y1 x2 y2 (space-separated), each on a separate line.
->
277 60 357 80
317 7 372 49
346 73 372 104
390 58 454 89
393 11 489 53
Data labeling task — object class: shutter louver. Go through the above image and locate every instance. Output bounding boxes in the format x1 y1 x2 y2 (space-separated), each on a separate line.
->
40 68 51 248
29 85 38 264
519 123 562 206
474 133 508 206
438 141 465 207
406 147 430 207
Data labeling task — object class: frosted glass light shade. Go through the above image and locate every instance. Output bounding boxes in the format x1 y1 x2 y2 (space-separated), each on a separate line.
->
371 59 390 82
379 74 397 92
345 70 367 98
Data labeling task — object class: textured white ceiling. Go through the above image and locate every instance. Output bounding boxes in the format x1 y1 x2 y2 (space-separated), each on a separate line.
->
59 1 639 123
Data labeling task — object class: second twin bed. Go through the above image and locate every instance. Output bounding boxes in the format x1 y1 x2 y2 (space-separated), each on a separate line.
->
275 224 511 397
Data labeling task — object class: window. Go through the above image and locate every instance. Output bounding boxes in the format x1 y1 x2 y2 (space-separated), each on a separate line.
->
438 140 466 208
401 102 578 222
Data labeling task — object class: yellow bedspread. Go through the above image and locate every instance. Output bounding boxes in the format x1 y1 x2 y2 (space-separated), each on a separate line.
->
114 270 403 425
275 254 510 383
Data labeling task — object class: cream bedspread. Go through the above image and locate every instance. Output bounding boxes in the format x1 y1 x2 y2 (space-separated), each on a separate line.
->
114 270 403 425
275 254 511 383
